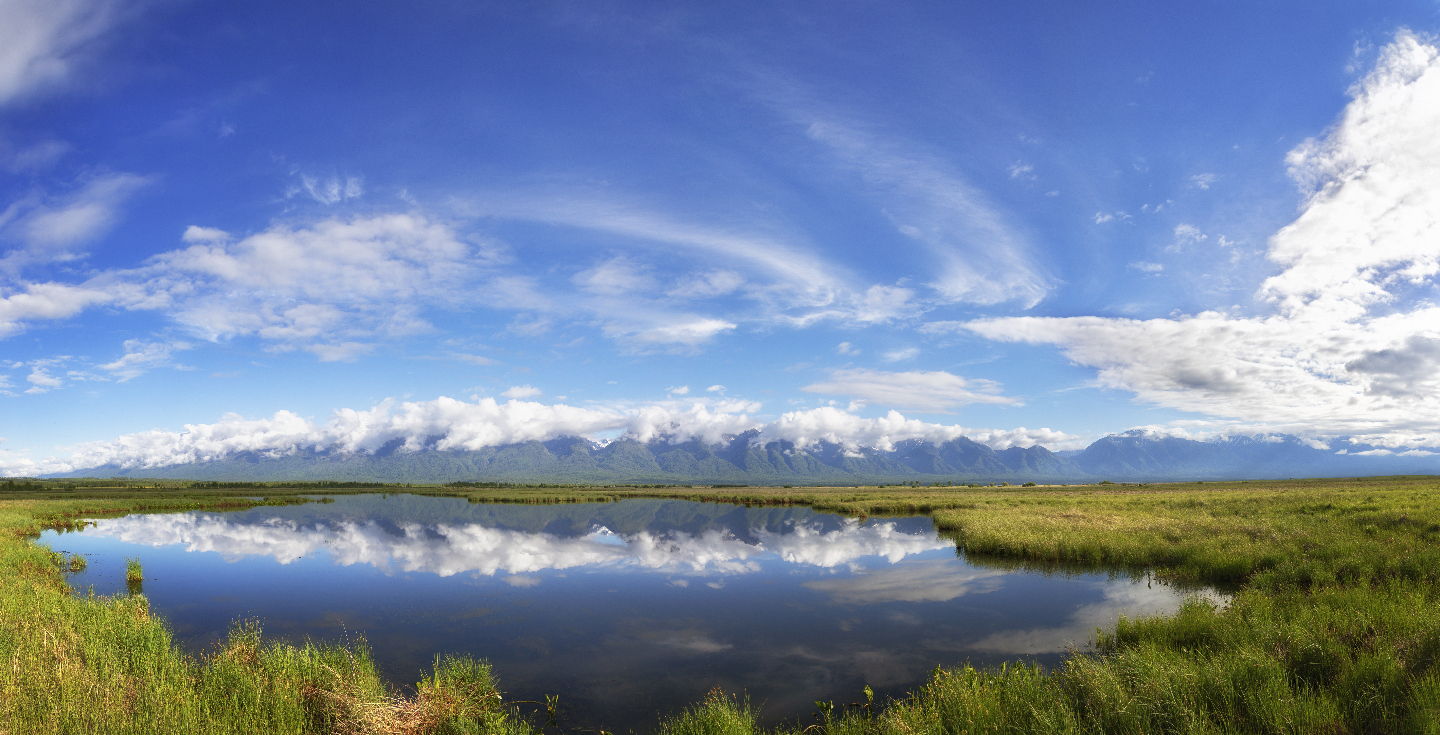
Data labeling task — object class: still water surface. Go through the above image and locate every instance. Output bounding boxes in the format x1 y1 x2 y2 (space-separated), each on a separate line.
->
44 495 1204 731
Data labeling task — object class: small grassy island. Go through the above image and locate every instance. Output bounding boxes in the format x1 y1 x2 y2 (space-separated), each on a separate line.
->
3 476 1438 733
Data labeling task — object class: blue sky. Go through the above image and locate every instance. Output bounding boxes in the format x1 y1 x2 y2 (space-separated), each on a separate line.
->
4 1 1440 474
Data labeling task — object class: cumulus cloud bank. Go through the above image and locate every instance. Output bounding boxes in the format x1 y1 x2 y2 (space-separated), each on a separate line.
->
964 32 1440 448
4 396 1081 475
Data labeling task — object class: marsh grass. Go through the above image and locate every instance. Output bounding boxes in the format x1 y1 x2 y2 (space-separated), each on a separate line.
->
660 689 761 735
641 477 1440 735
0 495 537 735
126 556 144 582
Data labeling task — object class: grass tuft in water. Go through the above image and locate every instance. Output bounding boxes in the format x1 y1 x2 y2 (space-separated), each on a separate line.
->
660 689 759 735
125 556 143 583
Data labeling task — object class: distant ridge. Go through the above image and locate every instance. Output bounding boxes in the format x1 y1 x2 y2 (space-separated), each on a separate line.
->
50 429 1440 483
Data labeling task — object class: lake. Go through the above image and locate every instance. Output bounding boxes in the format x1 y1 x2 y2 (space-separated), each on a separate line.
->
42 494 1208 732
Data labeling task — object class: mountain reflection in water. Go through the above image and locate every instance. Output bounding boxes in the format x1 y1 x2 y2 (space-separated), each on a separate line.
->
46 495 1210 732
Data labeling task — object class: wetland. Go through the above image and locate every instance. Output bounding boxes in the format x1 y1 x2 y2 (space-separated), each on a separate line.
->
42 495 1204 730
5 475 1440 733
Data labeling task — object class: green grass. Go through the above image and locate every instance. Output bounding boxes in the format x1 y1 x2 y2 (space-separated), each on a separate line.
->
4 477 1440 733
635 477 1440 735
0 494 536 735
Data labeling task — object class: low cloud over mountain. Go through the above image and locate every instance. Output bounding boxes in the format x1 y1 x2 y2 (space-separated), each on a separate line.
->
29 398 1440 483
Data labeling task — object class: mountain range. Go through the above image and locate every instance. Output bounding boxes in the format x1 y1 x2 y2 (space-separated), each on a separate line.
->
50 430 1440 484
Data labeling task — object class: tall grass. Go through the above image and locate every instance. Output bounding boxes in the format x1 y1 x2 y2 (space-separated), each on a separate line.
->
0 496 537 735
646 478 1440 735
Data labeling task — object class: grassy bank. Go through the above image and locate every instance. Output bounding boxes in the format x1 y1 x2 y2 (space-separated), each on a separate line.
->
651 477 1440 735
3 477 1439 732
0 494 533 735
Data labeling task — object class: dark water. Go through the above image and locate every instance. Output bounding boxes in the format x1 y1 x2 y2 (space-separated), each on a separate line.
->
42 495 1208 732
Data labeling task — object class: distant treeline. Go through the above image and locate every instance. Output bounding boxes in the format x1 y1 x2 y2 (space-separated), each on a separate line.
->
185 481 389 489
446 481 695 489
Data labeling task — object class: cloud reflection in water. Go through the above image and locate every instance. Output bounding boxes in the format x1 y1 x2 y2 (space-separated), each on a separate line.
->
88 513 953 579
802 560 1006 604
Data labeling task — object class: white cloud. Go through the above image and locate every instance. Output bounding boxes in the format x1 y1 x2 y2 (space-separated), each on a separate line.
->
755 406 1079 452
295 175 364 204
1128 261 1164 274
17 355 93 394
0 0 134 105
1008 161 1035 180
961 30 1440 448
1171 223 1206 248
100 339 190 381
619 317 736 348
1190 173 1220 189
459 194 855 321
304 342 374 362
17 173 149 249
502 384 542 399
6 140 71 172
666 269 744 299
25 365 62 392
882 347 919 362
1 172 150 275
705 384 725 393
800 368 1016 412
968 426 1087 450
452 352 499 366
0 281 113 338
10 395 1080 475
668 385 690 395
835 341 860 356
112 214 482 352
574 256 656 296
804 120 1052 307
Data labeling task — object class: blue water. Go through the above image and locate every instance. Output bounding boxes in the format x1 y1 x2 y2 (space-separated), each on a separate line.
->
43 495 1206 731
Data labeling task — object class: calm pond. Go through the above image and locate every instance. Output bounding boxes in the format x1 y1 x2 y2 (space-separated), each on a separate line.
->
43 495 1208 731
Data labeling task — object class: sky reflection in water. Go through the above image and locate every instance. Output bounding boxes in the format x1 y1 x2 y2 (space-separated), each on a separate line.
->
44 495 1206 731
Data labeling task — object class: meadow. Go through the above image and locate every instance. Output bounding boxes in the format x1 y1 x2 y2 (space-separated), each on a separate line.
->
2 476 1437 733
